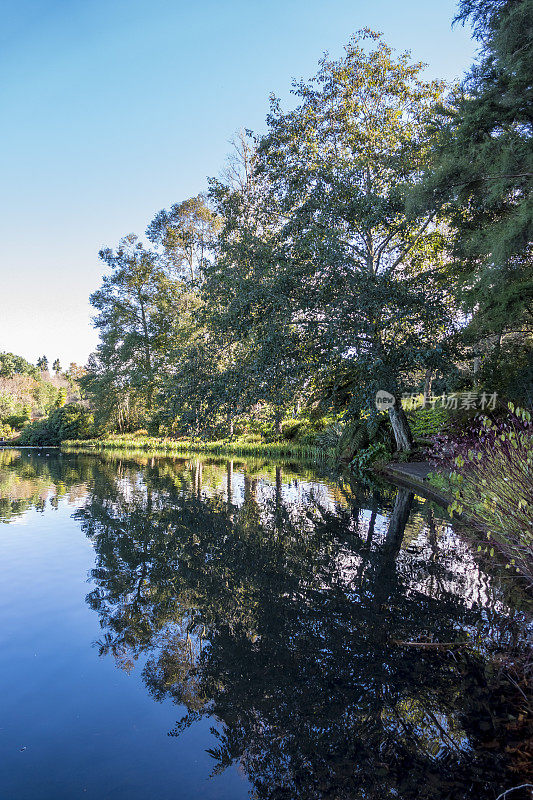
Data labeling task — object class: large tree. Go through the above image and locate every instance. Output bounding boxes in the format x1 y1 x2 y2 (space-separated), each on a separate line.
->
146 195 220 284
229 30 455 449
189 130 311 435
421 0 533 392
86 235 167 426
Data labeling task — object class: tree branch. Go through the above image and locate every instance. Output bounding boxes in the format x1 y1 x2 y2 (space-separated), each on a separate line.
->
391 212 436 270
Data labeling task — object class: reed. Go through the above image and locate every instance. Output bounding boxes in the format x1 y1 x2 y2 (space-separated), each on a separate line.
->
62 435 330 462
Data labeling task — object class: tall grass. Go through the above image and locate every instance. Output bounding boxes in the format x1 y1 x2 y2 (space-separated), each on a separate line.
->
445 405 533 587
62 434 330 462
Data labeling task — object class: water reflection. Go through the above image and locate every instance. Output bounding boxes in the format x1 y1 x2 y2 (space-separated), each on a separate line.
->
1 450 530 799
0 448 92 521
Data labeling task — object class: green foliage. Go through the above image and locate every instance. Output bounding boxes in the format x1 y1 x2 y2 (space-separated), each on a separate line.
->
5 412 30 429
0 422 15 439
62 434 328 461
420 0 533 355
85 204 219 434
477 335 533 407
408 405 452 438
146 194 220 283
426 470 451 493
79 19 531 461
350 442 390 477
0 351 72 431
313 422 344 450
250 30 453 445
0 352 39 379
280 419 302 440
18 404 95 446
447 406 533 586
280 415 340 447
55 388 67 408
335 415 393 462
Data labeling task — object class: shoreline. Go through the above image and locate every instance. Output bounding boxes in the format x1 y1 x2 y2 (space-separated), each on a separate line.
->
0 445 60 449
376 461 452 508
60 436 330 461
1 440 454 509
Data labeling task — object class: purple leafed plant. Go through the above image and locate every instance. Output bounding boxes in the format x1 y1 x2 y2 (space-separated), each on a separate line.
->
430 406 533 587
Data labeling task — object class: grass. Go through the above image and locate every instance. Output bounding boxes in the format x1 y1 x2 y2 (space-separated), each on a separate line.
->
62 434 331 462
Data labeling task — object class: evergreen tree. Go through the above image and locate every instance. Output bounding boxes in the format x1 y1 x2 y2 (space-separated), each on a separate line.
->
421 0 533 369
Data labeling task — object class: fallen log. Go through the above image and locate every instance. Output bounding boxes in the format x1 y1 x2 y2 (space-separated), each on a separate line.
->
392 640 468 650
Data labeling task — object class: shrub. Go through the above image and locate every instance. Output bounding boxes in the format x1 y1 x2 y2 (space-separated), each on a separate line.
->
18 404 95 446
335 414 393 462
281 419 302 440
0 422 14 439
314 422 343 450
350 442 390 480
18 418 56 446
236 432 263 444
5 413 30 430
408 405 451 438
446 405 533 587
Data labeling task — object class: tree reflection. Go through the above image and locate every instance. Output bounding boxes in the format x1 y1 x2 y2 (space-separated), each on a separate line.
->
0 449 94 521
73 456 527 800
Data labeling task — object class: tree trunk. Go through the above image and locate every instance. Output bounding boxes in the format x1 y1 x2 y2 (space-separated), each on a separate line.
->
388 402 413 452
385 489 414 549
423 368 433 406
226 460 233 504
274 407 282 436
137 290 154 410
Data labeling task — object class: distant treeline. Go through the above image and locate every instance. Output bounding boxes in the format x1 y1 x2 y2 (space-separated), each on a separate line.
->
0 351 85 440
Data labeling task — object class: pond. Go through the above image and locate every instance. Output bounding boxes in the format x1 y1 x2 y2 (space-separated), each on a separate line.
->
0 448 530 800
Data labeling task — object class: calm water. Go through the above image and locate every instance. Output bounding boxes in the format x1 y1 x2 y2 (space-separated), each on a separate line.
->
0 449 530 800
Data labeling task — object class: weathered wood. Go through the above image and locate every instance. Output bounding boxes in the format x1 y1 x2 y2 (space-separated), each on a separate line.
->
388 402 414 452
392 640 468 649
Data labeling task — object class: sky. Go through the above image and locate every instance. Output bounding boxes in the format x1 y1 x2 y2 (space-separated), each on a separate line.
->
0 0 477 368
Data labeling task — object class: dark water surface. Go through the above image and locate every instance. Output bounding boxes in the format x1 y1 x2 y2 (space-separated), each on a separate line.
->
0 449 530 800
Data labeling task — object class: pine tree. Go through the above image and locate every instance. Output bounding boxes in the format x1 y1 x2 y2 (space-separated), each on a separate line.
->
423 0 532 338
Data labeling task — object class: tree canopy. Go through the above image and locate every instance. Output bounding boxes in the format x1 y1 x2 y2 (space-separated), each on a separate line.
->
82 9 532 448
418 0 532 393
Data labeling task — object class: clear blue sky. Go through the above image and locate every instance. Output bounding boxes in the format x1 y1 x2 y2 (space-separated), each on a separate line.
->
0 0 476 368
